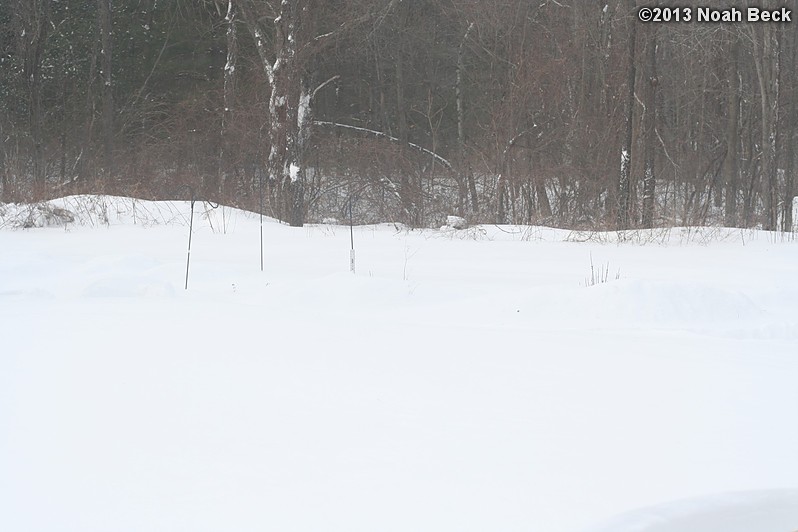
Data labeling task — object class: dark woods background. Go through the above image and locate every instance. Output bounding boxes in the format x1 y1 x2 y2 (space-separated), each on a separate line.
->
1 0 795 230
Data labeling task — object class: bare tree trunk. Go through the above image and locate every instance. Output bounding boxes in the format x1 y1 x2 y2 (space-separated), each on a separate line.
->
618 0 637 229
687 71 708 224
241 0 306 226
526 135 551 220
782 22 796 231
641 26 657 228
536 181 551 219
22 0 52 193
60 78 67 183
395 55 408 145
784 109 795 231
395 0 409 146
497 171 508 224
742 104 757 227
79 33 99 184
456 22 476 216
752 16 780 231
31 49 45 191
98 0 113 180
371 36 392 137
0 111 6 201
599 2 613 115
215 0 237 199
724 36 741 227
270 4 303 226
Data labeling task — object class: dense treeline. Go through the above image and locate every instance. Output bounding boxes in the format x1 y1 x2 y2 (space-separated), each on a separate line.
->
1 0 795 230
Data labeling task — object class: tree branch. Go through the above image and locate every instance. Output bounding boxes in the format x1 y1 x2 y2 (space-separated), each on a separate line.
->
314 121 455 172
238 3 274 86
312 75 340 100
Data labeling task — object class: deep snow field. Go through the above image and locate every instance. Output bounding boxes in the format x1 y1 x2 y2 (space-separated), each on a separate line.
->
1 196 797 532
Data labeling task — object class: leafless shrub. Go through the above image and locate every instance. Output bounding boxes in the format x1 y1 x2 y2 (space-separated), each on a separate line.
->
585 253 620 287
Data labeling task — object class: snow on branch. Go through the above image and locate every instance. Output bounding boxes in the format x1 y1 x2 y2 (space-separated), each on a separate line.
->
314 121 454 172
238 4 274 86
306 0 403 55
312 75 340 100
503 130 530 159
251 28 275 85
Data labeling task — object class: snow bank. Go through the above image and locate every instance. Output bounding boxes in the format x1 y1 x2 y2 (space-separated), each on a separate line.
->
0 195 270 229
586 490 798 532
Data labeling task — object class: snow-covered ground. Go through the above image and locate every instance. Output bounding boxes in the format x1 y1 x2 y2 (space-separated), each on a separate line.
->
2 196 797 532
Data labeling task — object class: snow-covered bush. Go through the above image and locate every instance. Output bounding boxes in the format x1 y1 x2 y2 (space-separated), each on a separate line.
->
14 204 75 228
443 215 467 230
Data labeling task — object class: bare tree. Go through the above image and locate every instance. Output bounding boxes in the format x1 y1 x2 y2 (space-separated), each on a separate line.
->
211 0 237 199
781 20 797 232
456 21 475 215
618 0 637 229
237 0 399 226
97 0 113 179
750 5 781 230
641 24 657 228
17 0 52 192
723 32 741 227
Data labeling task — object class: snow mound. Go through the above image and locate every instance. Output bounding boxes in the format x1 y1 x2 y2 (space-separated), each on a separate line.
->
584 490 798 532
483 279 777 337
0 195 267 229
586 279 765 326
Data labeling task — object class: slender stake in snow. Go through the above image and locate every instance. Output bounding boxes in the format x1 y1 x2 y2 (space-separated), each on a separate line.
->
184 189 196 290
349 197 355 274
259 172 264 272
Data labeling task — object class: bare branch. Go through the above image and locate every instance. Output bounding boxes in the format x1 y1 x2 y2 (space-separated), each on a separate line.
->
312 75 340 101
237 3 274 85
314 121 454 172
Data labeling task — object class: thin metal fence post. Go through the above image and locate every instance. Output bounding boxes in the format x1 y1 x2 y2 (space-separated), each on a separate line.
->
184 188 195 290
349 197 355 274
259 173 264 272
